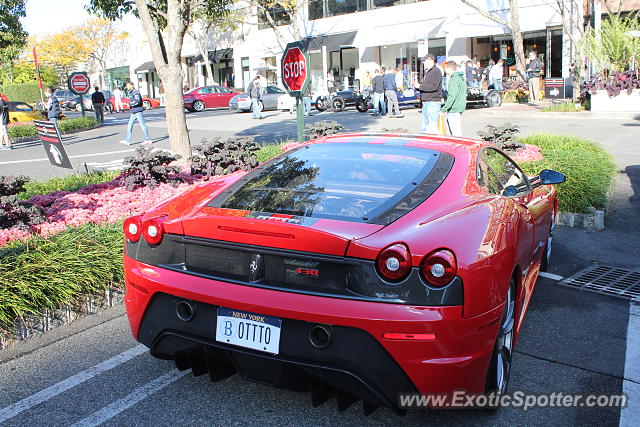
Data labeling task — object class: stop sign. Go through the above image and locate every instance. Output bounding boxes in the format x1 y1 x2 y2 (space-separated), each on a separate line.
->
281 42 310 96
68 72 90 95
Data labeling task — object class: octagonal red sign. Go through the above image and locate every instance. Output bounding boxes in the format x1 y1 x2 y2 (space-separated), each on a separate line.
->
281 43 309 94
68 72 90 95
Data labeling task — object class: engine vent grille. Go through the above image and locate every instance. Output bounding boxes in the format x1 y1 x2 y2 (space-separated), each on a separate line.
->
559 265 640 301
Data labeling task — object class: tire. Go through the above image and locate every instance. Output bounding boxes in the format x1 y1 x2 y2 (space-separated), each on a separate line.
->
484 277 516 399
75 104 82 112
315 98 327 112
332 97 346 112
355 98 369 112
193 100 205 112
486 90 503 108
541 214 555 272
143 100 152 110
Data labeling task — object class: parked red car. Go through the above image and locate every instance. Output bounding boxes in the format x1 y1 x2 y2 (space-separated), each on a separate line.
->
183 85 239 112
122 133 565 414
109 96 160 111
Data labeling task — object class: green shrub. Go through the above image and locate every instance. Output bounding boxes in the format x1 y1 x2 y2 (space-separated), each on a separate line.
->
519 134 617 213
8 124 36 139
540 102 585 112
0 222 124 327
190 136 259 177
59 117 98 133
0 83 42 104
8 117 98 140
18 171 119 200
256 143 284 163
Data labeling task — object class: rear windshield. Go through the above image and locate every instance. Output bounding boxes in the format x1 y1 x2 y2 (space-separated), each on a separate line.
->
212 143 451 223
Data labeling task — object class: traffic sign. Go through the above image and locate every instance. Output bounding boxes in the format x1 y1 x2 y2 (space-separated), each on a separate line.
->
68 72 90 95
545 78 565 99
34 120 73 169
281 41 310 96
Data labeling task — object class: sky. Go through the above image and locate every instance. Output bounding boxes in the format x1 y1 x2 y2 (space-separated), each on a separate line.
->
21 0 96 37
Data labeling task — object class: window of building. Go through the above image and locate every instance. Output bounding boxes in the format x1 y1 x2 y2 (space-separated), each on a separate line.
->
309 0 425 20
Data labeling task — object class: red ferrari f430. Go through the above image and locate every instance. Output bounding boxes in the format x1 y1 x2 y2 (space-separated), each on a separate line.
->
123 133 565 414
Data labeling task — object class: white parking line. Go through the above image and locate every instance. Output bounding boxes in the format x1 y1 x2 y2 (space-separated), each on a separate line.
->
538 272 564 281
620 303 640 427
0 149 135 165
0 345 147 423
69 369 189 427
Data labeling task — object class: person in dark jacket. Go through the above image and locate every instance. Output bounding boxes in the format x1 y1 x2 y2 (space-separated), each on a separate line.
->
441 61 466 137
91 86 106 124
247 76 263 119
384 66 403 118
371 68 386 116
44 87 61 129
119 81 152 145
415 54 443 133
526 51 543 102
0 94 11 150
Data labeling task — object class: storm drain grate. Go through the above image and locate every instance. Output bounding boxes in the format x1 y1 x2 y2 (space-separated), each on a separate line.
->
559 265 640 301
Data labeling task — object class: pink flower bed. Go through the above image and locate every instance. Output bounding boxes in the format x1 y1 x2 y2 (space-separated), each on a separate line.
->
511 144 543 163
0 175 203 247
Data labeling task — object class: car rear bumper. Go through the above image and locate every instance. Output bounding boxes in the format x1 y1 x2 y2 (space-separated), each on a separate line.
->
124 255 501 411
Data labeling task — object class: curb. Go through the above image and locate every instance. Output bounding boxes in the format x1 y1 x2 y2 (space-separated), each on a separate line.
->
557 210 605 231
0 286 123 351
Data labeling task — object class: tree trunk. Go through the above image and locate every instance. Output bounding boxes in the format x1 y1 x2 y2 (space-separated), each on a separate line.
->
206 59 216 84
158 63 191 161
508 1 527 83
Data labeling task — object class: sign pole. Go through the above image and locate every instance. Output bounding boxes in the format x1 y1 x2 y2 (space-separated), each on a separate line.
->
296 96 304 142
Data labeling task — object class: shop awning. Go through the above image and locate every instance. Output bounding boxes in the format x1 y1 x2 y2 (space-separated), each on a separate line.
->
192 48 233 64
134 61 155 73
303 31 357 53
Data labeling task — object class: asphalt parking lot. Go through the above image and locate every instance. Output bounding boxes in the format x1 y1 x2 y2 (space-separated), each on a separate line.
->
0 105 638 426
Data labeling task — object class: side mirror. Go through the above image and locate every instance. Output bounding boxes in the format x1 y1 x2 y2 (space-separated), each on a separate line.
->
538 169 566 185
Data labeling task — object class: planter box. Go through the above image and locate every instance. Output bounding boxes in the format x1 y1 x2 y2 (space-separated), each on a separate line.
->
590 89 640 112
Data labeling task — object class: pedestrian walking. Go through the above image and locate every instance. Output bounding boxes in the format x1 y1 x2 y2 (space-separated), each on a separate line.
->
247 76 263 120
475 61 485 89
0 94 11 150
526 51 543 102
371 68 386 116
362 71 372 90
119 81 152 145
384 66 403 118
416 54 443 133
489 59 504 91
91 86 105 125
43 87 61 130
113 86 124 113
441 61 466 137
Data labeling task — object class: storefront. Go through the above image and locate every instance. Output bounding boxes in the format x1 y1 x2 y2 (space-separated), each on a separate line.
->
134 62 159 98
189 48 235 88
105 66 130 91
304 31 358 92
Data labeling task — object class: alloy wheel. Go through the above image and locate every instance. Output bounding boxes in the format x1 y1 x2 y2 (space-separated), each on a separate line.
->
193 100 205 111
495 281 515 393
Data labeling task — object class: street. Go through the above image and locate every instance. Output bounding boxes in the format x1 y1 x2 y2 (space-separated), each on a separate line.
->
0 105 639 426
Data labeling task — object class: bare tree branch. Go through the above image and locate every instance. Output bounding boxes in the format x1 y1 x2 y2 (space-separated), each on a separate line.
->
459 0 511 29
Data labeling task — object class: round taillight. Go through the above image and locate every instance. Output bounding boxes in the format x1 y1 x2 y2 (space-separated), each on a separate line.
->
123 216 142 242
141 217 165 245
376 243 412 282
421 249 457 286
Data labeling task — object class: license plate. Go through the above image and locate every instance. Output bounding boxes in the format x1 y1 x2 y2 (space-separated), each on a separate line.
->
216 307 282 354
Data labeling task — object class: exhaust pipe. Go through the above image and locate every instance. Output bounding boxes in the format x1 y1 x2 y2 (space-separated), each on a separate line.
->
176 300 195 322
309 324 333 349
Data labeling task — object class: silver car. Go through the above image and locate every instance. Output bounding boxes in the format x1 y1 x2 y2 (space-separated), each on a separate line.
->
229 86 286 112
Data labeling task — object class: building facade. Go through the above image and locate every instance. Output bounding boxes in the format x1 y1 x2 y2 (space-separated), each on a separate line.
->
104 0 611 97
